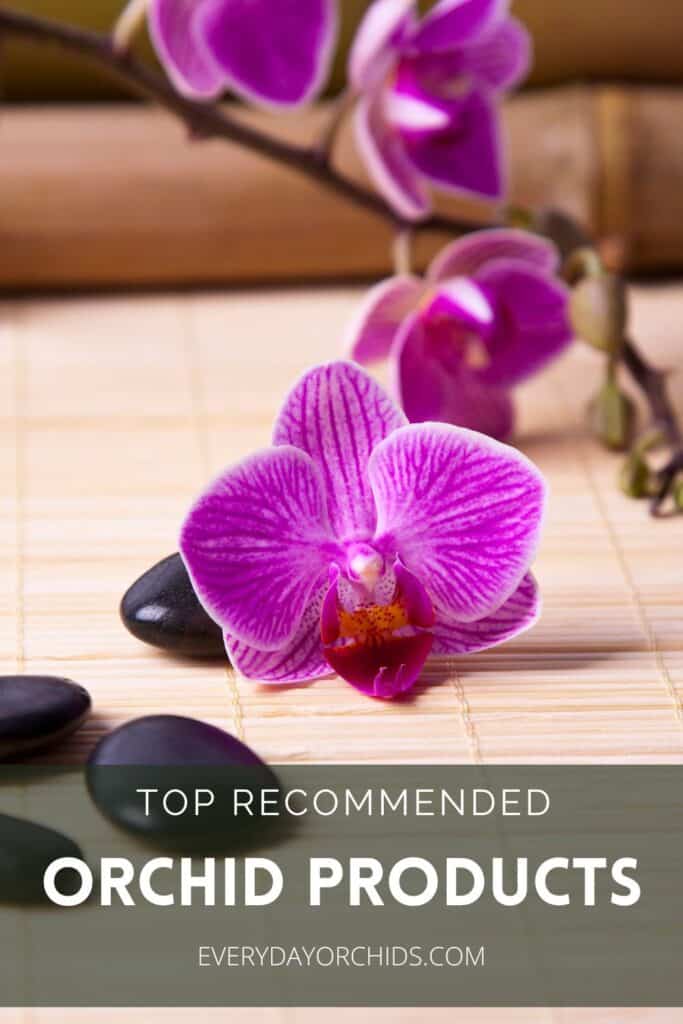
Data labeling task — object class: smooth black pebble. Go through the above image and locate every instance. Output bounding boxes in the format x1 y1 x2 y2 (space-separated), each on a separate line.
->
120 553 225 659
87 715 279 850
0 813 84 904
0 676 91 760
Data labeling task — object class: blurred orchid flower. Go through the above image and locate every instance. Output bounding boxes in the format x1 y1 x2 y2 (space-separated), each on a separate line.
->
149 0 337 107
180 362 545 700
349 0 531 218
347 229 573 440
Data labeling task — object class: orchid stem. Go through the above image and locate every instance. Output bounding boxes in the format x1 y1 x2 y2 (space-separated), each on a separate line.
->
0 4 681 517
621 338 683 515
314 87 353 166
0 4 483 239
392 230 413 276
111 0 149 55
538 204 683 516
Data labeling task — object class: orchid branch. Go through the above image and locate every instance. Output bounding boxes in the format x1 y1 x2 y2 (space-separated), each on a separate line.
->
557 221 683 515
621 339 683 515
314 87 354 166
0 4 681 515
0 4 481 238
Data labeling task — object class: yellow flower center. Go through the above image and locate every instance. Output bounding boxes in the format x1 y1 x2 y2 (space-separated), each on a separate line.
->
338 600 409 646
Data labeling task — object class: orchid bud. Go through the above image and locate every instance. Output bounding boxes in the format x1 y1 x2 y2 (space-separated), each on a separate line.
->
570 273 628 355
674 477 683 513
588 378 636 451
619 451 654 499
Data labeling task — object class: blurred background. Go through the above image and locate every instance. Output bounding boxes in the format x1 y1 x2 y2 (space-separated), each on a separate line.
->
2 0 683 288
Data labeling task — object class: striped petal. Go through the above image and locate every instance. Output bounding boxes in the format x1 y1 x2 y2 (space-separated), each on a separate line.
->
180 446 335 651
274 362 407 540
369 423 546 622
429 228 560 282
433 572 539 653
226 580 330 682
346 275 424 365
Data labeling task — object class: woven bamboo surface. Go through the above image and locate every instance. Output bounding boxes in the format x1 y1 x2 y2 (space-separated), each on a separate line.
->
1 282 682 1023
1 283 683 764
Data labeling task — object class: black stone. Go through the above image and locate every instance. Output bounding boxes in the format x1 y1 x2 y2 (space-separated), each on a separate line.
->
0 813 84 904
120 553 225 659
87 715 280 851
0 676 91 761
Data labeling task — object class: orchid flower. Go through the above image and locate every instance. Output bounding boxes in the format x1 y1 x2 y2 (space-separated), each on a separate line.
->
148 0 337 107
348 228 573 440
349 0 531 218
180 362 545 700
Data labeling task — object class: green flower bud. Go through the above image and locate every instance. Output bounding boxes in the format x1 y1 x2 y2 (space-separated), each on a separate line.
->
619 451 654 499
674 477 683 512
588 378 637 451
570 273 627 354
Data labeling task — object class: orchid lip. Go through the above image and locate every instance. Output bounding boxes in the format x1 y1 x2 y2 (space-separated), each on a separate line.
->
320 559 434 699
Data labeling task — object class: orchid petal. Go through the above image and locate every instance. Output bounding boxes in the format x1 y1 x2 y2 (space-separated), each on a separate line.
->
226 579 331 683
463 16 531 92
148 0 224 99
475 260 573 387
180 446 334 651
355 91 431 221
369 422 546 622
196 0 338 108
428 228 560 282
385 91 452 133
425 277 494 330
433 572 539 653
274 362 407 540
348 0 415 92
400 87 505 200
395 314 515 438
346 275 424 365
409 0 507 53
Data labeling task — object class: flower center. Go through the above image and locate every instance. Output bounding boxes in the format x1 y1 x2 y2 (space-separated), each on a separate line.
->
338 599 410 645
320 560 435 700
346 542 385 588
419 279 493 372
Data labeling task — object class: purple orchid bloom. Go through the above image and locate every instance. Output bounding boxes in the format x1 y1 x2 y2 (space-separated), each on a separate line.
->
347 228 573 440
349 0 531 218
148 0 337 107
180 362 545 700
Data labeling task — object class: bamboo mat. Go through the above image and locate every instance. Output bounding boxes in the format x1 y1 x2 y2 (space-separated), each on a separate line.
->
1 282 683 765
1 283 683 1024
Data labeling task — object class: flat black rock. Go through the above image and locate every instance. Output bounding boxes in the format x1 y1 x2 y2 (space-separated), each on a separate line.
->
87 715 280 851
120 553 226 659
0 813 84 904
0 676 91 760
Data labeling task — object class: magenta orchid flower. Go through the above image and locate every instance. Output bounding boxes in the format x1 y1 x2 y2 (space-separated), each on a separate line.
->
348 229 573 440
148 0 337 107
349 0 531 218
180 362 545 700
